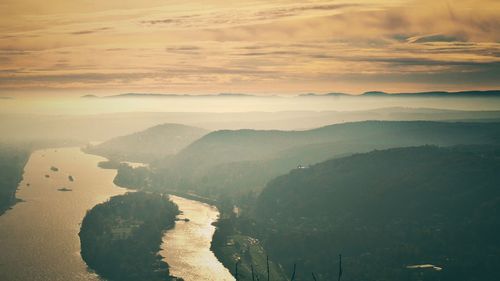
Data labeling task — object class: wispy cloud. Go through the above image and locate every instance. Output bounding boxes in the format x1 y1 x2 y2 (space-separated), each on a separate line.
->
0 0 499 95
70 27 111 35
409 34 465 43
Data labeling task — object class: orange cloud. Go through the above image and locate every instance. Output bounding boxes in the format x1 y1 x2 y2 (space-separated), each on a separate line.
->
0 0 499 95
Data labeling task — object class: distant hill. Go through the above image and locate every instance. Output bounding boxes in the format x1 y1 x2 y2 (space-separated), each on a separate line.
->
85 123 209 163
98 90 500 98
105 93 190 98
152 121 500 197
103 93 259 98
361 90 500 97
255 145 500 281
298 92 350 97
294 90 500 97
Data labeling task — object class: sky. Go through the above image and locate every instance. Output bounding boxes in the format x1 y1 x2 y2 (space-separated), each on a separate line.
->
1 0 499 97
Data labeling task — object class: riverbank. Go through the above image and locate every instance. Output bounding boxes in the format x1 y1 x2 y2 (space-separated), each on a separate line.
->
95 157 267 280
108 163 280 280
0 145 31 215
211 218 288 281
79 192 181 281
1 141 87 216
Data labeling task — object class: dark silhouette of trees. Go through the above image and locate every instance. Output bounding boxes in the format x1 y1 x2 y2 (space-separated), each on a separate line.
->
0 145 30 215
79 192 180 281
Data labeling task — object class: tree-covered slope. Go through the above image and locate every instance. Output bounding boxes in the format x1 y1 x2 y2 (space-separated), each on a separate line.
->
255 145 500 281
152 121 500 197
85 123 208 163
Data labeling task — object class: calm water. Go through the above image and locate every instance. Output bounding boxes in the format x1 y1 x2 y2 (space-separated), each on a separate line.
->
0 147 126 281
0 148 234 281
161 195 235 281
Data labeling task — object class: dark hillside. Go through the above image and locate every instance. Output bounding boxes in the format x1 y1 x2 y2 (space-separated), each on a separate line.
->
153 121 500 198
255 145 500 281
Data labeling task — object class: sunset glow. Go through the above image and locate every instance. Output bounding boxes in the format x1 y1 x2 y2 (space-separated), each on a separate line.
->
1 0 499 96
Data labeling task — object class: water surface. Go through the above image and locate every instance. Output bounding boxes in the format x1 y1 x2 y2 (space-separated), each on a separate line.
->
0 148 233 281
0 147 126 281
161 195 235 281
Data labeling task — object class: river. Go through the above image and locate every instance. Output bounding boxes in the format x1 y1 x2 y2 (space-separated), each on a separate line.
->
0 147 234 281
161 195 235 281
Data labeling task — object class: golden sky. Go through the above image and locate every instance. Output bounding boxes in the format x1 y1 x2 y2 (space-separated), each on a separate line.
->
1 0 499 96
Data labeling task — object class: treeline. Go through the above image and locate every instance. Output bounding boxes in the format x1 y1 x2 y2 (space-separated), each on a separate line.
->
97 160 150 190
79 192 181 281
113 164 149 189
0 144 31 215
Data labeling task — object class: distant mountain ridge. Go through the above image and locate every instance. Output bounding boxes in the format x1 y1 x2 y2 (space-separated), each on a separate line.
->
298 92 351 97
151 121 500 197
100 93 261 98
81 90 500 98
304 90 500 97
361 90 500 97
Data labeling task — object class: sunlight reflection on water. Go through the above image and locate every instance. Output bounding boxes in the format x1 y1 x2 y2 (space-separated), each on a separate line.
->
161 195 235 281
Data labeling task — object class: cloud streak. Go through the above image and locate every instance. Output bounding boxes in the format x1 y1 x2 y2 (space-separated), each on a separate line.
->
0 0 499 95
70 27 111 35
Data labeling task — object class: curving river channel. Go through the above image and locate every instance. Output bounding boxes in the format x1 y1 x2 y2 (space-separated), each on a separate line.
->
0 147 234 281
160 195 235 281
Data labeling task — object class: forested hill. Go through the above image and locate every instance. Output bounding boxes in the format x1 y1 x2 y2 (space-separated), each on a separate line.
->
255 145 500 281
152 121 500 197
173 121 500 167
84 123 208 163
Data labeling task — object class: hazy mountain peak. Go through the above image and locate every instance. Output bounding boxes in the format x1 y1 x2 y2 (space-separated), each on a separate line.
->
84 123 209 162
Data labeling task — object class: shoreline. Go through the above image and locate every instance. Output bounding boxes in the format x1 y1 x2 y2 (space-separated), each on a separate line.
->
0 149 31 217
